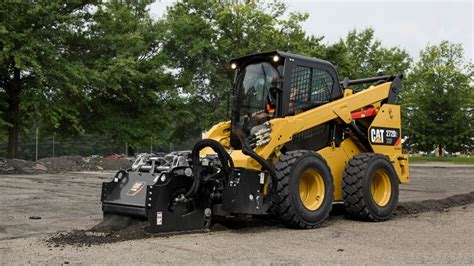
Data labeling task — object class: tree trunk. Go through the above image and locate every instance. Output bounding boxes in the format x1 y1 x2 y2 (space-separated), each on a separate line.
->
127 145 135 157
6 68 21 159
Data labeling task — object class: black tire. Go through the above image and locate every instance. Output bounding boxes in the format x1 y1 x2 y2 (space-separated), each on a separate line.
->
342 153 399 221
271 150 334 229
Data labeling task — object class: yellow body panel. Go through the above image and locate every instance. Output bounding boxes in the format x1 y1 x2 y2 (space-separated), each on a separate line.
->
231 150 261 170
317 138 363 201
369 104 409 183
201 121 231 155
202 121 231 147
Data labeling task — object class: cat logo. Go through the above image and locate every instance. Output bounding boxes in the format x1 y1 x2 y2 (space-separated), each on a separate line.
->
369 127 400 146
127 181 145 196
370 128 385 144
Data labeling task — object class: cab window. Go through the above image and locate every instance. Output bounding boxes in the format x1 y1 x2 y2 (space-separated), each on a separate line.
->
289 66 333 114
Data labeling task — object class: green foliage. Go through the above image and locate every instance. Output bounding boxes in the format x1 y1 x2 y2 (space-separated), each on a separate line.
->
160 0 323 138
0 0 98 157
78 0 176 148
1 0 471 158
402 41 473 152
326 28 411 80
0 0 177 154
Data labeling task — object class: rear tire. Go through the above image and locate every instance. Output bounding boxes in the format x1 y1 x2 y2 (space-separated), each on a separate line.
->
271 150 334 228
342 153 399 221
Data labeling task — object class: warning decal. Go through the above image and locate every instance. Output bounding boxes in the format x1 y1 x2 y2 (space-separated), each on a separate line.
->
127 181 146 196
369 127 401 146
157 212 163 225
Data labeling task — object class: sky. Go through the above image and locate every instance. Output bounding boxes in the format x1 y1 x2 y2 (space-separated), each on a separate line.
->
149 0 473 61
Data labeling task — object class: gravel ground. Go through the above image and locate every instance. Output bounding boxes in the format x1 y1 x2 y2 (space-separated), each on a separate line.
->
0 164 473 264
2 205 474 265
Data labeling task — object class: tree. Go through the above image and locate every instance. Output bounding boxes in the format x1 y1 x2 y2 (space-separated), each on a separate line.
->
1 0 177 157
402 41 473 153
326 28 411 81
160 0 324 140
3 0 446 159
77 0 175 150
0 0 96 158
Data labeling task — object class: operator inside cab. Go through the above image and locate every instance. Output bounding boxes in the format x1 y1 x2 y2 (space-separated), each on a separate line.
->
234 61 279 136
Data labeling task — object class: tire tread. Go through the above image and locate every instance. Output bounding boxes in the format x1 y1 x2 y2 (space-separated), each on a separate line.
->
342 153 395 221
271 150 334 229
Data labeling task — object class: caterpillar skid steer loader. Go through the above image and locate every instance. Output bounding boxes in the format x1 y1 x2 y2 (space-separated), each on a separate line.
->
101 51 409 233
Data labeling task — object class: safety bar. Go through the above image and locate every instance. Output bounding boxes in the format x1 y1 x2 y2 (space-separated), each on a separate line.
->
341 74 403 89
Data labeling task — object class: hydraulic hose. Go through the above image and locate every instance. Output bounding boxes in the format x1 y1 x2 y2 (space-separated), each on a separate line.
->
241 140 279 197
185 139 235 198
349 121 373 152
232 126 279 198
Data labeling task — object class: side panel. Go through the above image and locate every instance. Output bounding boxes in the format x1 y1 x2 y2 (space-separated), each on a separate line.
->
369 104 409 183
317 138 363 201
101 172 157 217
146 175 212 233
232 150 261 170
222 169 267 215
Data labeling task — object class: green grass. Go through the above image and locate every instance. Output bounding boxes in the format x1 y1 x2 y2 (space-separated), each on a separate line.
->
409 156 474 164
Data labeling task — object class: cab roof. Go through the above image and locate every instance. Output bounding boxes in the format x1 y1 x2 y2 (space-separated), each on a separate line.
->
230 51 336 70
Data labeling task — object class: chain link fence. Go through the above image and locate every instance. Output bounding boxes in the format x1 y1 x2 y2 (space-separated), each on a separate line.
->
0 133 202 161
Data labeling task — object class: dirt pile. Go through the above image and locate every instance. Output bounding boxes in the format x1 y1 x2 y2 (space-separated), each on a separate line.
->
47 192 474 247
0 156 132 175
47 222 150 248
394 192 474 216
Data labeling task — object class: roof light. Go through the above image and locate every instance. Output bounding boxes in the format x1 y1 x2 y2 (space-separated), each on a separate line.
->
231 63 237 69
272 55 279 62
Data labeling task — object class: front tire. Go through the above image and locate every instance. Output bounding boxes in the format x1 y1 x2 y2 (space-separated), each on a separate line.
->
342 153 399 221
271 150 334 228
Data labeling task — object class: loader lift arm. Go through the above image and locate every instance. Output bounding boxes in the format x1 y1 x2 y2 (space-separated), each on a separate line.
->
252 74 404 160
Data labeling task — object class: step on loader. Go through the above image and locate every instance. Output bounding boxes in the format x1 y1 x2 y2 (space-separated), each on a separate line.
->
101 51 409 233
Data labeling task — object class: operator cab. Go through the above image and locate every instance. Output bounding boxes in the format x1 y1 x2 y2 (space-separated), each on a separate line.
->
230 51 342 150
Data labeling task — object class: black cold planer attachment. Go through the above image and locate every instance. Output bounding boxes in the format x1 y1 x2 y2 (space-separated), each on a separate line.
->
101 139 269 233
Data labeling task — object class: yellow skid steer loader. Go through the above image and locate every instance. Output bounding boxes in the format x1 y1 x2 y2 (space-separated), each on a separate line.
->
101 51 409 232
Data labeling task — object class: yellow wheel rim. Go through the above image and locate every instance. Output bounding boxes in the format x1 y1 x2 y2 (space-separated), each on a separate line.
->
371 169 392 207
299 169 325 211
